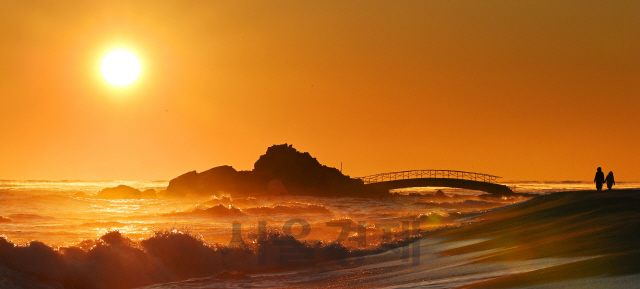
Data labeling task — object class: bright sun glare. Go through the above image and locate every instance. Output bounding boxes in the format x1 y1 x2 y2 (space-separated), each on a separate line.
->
101 49 141 87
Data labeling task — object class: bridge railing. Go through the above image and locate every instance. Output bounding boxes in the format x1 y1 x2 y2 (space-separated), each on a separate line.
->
356 170 502 185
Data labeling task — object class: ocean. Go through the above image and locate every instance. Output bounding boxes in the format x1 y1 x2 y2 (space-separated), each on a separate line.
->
0 180 638 288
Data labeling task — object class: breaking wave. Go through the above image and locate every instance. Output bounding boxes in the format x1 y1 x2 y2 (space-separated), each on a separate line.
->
243 203 332 215
174 204 247 218
0 228 424 289
172 203 332 218
414 199 505 210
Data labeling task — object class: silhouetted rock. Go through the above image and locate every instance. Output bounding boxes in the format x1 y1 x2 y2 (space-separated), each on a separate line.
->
72 192 89 198
434 190 448 198
164 144 376 198
253 144 366 197
164 166 267 197
95 185 156 199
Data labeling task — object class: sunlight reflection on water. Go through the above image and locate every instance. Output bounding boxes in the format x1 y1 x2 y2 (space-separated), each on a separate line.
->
1 180 639 247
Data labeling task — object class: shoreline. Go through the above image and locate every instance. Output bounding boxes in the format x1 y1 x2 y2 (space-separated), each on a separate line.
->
1 189 639 288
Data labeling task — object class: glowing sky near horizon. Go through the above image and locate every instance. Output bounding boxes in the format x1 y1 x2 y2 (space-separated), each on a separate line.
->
0 1 638 181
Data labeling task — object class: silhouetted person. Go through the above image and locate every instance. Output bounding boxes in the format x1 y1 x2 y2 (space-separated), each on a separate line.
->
605 171 615 190
594 167 605 191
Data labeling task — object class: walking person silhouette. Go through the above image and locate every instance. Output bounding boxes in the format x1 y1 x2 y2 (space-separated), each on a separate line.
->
594 167 605 191
604 171 615 190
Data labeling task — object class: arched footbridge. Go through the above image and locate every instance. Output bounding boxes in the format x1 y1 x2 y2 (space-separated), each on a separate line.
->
357 170 514 196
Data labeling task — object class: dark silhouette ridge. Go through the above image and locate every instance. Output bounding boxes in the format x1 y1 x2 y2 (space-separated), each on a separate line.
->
164 144 375 198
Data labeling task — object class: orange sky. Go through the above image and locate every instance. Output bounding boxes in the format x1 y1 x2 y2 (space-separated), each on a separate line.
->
1 1 638 182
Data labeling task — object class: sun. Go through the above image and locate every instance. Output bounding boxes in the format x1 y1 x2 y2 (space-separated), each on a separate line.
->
101 49 141 86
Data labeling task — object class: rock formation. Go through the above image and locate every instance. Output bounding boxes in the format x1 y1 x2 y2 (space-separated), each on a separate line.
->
95 185 157 199
164 144 374 198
